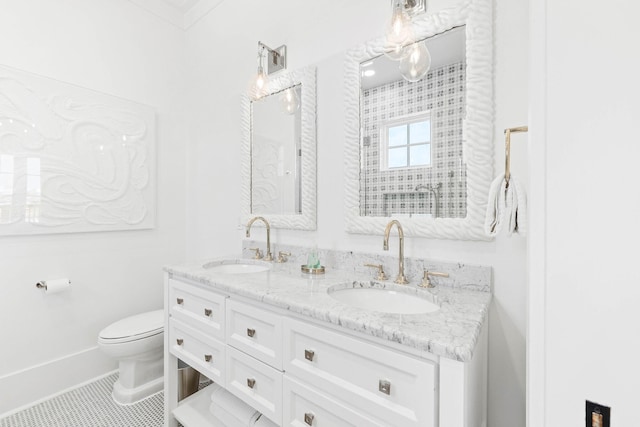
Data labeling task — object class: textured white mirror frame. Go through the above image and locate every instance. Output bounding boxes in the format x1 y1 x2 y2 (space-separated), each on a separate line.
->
344 0 493 240
241 66 317 230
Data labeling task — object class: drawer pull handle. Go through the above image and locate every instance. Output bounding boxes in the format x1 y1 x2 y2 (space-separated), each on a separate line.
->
247 328 256 338
176 298 184 305
204 354 212 362
379 379 391 395
204 308 212 317
247 378 256 389
304 412 315 425
304 349 315 362
176 338 183 346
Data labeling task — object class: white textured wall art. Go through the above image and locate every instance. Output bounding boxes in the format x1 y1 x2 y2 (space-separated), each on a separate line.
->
0 65 156 235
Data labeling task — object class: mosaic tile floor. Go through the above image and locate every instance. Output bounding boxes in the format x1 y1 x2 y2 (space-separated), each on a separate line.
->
0 373 163 427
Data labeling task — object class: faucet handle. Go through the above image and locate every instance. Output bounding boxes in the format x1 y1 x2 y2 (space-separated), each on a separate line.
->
420 270 449 288
277 251 291 263
364 263 388 281
249 247 263 259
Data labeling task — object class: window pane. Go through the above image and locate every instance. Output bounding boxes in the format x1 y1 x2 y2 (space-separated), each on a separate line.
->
388 147 408 168
388 125 407 147
0 155 14 173
410 120 430 143
27 157 40 175
410 144 430 167
0 174 13 194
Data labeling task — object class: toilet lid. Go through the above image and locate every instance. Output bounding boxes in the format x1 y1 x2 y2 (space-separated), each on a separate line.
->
99 309 163 343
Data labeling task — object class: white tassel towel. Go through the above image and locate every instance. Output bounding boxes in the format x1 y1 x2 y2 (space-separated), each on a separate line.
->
484 173 527 236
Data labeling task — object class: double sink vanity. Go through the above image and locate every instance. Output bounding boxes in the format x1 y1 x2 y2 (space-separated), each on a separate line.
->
165 0 495 423
163 239 491 427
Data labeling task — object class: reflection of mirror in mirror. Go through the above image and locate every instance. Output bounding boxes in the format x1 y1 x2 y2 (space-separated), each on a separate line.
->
359 26 466 219
251 84 302 216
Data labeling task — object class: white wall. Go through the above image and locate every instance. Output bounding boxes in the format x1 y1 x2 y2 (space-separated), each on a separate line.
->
530 1 640 425
185 1 528 426
0 0 187 415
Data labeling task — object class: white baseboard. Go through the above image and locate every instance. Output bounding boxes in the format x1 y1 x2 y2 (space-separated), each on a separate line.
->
0 346 117 418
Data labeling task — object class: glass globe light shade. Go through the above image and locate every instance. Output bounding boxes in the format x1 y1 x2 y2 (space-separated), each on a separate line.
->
384 1 414 60
280 87 300 115
399 41 431 82
249 64 269 101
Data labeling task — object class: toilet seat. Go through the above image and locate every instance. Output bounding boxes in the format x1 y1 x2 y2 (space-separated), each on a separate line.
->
99 309 163 345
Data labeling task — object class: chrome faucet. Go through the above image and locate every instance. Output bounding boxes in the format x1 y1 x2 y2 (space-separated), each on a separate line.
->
414 183 441 218
245 216 273 261
383 220 408 284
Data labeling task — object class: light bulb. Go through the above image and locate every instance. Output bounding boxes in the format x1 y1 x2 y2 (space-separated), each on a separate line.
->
249 64 269 100
249 45 270 101
279 87 300 115
399 41 431 82
384 1 414 60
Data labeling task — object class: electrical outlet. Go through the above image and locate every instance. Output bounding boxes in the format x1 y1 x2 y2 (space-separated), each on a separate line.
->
586 400 610 427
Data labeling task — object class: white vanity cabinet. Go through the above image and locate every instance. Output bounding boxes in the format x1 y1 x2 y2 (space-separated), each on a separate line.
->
164 275 488 427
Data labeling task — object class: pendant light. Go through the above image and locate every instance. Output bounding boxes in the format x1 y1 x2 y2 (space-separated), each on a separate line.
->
399 40 431 82
248 42 287 101
384 0 414 60
248 46 269 101
279 87 300 115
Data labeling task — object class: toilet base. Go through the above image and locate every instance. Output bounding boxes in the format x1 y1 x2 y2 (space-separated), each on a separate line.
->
111 354 164 405
112 375 164 405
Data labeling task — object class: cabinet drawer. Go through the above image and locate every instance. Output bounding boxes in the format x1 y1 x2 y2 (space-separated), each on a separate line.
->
169 318 225 386
283 375 388 427
226 299 283 370
169 279 226 341
225 346 282 426
284 318 436 427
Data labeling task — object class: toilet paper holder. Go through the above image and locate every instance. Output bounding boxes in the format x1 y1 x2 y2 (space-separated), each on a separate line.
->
36 279 72 290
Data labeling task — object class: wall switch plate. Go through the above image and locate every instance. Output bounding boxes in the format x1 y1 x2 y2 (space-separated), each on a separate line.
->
586 400 610 427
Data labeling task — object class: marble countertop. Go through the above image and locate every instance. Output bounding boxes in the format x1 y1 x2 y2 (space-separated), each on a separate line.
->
164 257 492 362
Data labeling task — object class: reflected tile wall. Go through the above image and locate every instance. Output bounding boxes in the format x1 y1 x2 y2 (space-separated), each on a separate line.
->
360 61 467 218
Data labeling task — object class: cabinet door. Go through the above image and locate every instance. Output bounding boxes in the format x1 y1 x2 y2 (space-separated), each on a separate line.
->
169 318 225 386
225 346 282 426
226 299 283 370
284 318 437 427
283 376 389 427
169 279 226 341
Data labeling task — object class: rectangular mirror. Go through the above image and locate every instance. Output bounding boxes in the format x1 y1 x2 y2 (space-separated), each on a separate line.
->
241 66 317 230
344 0 494 240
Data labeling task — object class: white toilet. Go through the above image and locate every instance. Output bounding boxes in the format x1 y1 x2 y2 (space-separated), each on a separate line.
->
98 309 164 405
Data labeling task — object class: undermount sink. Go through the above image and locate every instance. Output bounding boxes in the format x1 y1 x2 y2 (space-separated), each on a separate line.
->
328 284 440 314
203 259 271 274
